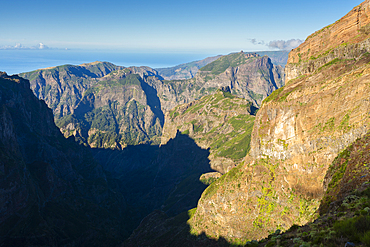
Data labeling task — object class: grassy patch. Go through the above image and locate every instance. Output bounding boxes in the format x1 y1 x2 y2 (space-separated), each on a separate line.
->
262 87 284 104
200 53 251 75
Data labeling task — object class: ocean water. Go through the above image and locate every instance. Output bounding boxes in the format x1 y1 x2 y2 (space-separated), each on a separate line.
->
0 49 215 75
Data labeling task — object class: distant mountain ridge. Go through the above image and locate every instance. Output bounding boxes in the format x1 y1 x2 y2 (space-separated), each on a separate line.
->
156 51 289 81
20 52 284 149
156 55 222 80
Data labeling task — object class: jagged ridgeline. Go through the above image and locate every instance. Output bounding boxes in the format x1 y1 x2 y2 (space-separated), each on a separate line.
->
156 51 289 81
122 1 370 246
20 52 284 149
195 52 284 106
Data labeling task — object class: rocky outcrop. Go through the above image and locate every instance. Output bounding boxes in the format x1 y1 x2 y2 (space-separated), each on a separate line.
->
21 64 164 147
0 72 130 246
188 0 370 242
195 52 284 106
260 132 370 247
149 52 284 113
161 90 255 174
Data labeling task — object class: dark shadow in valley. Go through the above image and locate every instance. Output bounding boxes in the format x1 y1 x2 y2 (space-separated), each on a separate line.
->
91 131 215 237
250 104 259 116
123 210 234 247
267 58 280 91
139 76 165 126
92 132 239 246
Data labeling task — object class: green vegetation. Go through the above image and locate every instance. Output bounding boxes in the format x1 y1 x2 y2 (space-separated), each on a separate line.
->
222 91 235 99
200 176 219 185
88 131 119 148
259 186 370 247
170 111 179 119
262 87 284 104
262 85 302 104
97 74 142 88
334 215 370 244
211 115 254 160
181 129 190 135
200 53 252 75
317 58 342 71
176 91 256 162
248 91 263 102
339 114 350 131
202 162 245 200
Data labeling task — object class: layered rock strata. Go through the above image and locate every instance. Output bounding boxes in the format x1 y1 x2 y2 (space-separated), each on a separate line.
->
189 0 370 242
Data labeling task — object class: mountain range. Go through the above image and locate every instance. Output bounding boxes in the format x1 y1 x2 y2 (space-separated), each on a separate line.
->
155 51 289 80
3 1 370 246
20 52 283 149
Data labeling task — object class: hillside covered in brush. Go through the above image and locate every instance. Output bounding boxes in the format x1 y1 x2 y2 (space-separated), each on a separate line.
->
162 88 256 174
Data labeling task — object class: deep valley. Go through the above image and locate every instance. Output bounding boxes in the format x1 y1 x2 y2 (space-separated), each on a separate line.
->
2 1 370 246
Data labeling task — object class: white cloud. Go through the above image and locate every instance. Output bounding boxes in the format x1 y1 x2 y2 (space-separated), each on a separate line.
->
0 43 51 50
267 39 303 50
249 38 265 45
38 43 47 49
14 43 24 48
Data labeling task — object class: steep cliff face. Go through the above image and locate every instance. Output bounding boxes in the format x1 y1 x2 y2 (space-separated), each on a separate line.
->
57 69 163 148
20 61 124 118
261 132 370 247
156 51 289 81
189 0 370 242
0 72 130 246
21 64 164 148
161 90 255 174
286 0 370 81
196 52 284 106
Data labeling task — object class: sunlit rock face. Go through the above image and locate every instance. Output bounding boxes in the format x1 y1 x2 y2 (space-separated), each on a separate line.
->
189 0 370 242
286 0 370 81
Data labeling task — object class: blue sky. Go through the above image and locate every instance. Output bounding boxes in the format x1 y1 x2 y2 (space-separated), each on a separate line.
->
0 0 364 53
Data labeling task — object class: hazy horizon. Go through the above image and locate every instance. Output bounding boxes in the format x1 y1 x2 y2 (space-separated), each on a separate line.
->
0 0 363 52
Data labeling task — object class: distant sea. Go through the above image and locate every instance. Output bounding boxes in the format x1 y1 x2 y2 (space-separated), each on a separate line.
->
0 49 216 75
